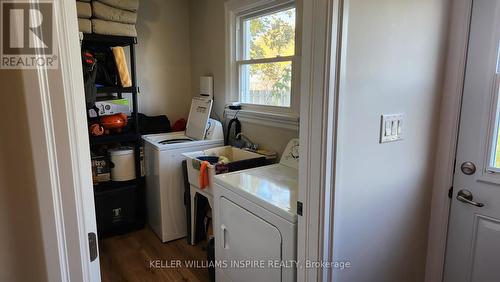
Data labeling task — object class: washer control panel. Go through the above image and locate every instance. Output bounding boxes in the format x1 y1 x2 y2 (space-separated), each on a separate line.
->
280 138 299 169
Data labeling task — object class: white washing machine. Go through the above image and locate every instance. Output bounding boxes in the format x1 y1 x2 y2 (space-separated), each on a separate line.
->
143 97 224 242
214 139 299 282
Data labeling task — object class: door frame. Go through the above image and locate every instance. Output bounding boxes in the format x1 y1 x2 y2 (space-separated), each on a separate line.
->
424 0 473 281
297 0 342 281
35 0 342 281
26 0 100 281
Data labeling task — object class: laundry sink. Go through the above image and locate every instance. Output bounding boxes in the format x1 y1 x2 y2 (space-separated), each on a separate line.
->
183 146 267 195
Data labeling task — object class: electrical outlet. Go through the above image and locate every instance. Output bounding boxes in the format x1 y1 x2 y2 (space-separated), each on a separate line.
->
380 113 405 143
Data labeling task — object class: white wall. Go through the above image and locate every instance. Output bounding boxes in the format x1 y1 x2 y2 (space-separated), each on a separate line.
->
333 0 449 281
0 70 48 281
188 0 299 155
136 0 192 122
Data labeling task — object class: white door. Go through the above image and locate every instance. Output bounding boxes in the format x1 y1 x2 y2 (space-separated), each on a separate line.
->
218 197 282 282
444 0 500 281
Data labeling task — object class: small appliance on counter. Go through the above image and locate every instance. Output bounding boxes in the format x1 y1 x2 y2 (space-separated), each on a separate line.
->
143 97 224 243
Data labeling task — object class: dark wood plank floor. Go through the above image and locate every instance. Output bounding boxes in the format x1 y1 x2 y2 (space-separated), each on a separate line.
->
99 227 211 282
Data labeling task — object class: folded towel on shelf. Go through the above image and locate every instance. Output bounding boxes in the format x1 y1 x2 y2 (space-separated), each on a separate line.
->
92 1 137 24
91 19 137 37
76 1 92 18
111 47 132 87
98 0 139 12
78 18 92 34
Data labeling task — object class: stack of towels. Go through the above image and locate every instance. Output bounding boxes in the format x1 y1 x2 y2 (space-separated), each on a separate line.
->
77 1 92 34
76 0 139 37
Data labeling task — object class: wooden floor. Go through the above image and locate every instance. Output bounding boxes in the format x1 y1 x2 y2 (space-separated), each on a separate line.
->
99 227 211 282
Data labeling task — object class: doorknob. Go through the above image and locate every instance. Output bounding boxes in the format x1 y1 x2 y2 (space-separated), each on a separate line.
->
460 161 476 175
457 189 484 207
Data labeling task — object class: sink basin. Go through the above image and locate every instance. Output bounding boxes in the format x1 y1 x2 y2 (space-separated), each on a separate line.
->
183 146 267 195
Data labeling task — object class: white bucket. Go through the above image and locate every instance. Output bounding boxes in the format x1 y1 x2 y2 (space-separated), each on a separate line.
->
109 147 136 181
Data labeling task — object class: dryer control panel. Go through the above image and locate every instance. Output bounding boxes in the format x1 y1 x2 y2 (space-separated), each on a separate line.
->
280 138 299 169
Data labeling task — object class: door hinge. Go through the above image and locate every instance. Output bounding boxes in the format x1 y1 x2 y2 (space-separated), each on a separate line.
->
297 201 303 216
88 232 98 262
448 186 454 199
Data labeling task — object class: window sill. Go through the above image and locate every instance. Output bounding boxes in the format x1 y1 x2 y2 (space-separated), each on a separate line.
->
224 109 299 131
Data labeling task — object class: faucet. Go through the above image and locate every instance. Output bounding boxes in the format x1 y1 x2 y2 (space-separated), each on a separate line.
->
235 133 258 151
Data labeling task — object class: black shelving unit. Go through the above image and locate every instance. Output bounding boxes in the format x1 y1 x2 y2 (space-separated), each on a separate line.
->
96 86 138 93
83 34 137 46
83 34 144 238
89 131 139 145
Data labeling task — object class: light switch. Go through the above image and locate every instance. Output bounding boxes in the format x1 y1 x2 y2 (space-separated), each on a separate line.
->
391 120 398 135
397 120 403 135
385 121 392 136
380 113 405 143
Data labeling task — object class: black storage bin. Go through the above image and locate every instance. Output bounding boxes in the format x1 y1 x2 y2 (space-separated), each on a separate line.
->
94 181 144 238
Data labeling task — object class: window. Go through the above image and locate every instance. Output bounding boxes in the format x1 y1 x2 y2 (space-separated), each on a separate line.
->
228 2 298 115
490 84 500 169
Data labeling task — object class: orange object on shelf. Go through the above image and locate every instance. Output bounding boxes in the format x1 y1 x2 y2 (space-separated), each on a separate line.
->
112 47 132 87
90 123 105 136
100 113 128 133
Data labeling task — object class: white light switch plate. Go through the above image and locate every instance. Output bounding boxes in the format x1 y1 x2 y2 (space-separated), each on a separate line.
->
380 113 405 143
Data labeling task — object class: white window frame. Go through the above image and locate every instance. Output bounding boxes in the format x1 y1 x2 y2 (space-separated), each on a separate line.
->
486 73 500 174
226 0 301 125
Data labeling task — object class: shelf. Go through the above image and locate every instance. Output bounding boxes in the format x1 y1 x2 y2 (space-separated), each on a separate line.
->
84 31 143 238
90 131 139 145
95 93 119 101
96 86 137 94
82 34 137 46
93 178 143 193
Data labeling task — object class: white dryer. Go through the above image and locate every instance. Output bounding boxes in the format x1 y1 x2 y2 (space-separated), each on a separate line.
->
214 139 299 282
143 97 224 242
